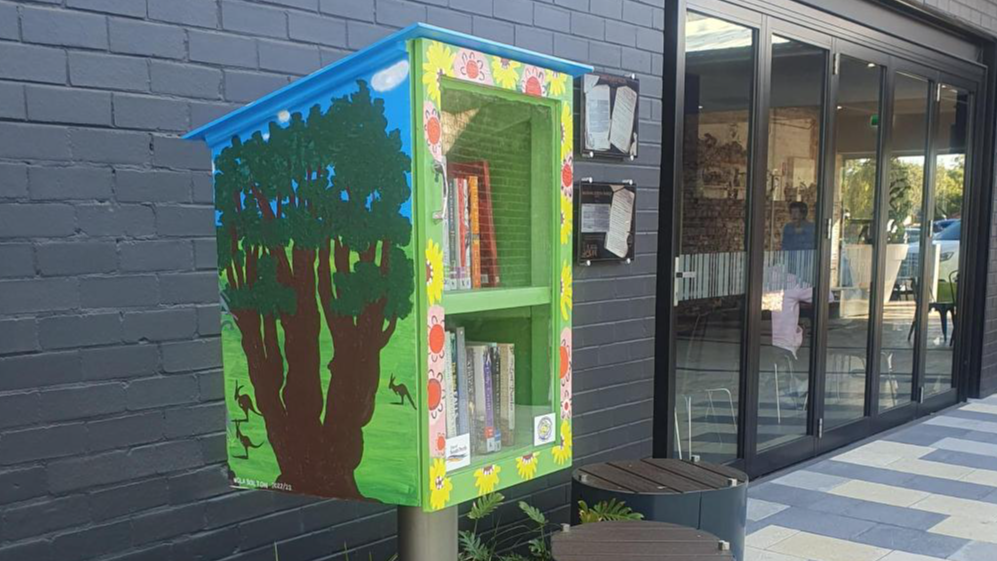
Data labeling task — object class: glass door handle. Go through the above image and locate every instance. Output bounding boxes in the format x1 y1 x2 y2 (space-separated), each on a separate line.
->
674 269 696 305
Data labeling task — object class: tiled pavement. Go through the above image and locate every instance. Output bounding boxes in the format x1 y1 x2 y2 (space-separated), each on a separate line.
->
746 395 997 561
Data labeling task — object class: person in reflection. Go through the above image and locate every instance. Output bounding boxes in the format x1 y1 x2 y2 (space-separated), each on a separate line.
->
771 201 825 361
782 202 815 251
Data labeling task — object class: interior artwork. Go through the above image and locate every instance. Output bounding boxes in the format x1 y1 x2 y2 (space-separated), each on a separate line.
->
184 24 590 512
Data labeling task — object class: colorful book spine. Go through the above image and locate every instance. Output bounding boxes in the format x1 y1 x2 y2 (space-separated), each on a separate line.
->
466 342 478 451
468 176 482 289
490 344 502 452
442 178 452 292
456 327 469 436
444 332 457 438
459 178 471 290
498 343 515 446
448 178 460 291
482 345 498 453
478 168 499 287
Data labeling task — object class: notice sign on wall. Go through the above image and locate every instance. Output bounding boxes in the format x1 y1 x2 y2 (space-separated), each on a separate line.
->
580 72 640 159
575 181 637 263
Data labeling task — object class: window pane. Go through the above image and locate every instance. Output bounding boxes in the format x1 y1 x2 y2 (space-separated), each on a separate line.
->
674 13 754 462
880 73 930 412
923 86 969 396
826 56 882 428
758 37 825 451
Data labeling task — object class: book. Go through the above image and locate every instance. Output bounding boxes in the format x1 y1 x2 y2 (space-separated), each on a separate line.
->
469 176 482 289
444 332 457 438
467 344 499 454
476 164 499 287
498 343 515 446
465 339 477 451
446 178 458 291
490 344 502 450
460 177 471 290
449 331 460 437
482 344 499 453
456 327 469 436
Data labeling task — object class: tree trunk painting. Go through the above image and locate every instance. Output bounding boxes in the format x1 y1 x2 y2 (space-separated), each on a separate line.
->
214 80 414 499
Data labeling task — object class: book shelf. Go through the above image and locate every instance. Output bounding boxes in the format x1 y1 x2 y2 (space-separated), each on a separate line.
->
184 24 589 513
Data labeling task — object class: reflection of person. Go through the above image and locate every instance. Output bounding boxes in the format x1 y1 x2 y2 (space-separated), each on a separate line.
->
782 202 815 250
769 201 825 357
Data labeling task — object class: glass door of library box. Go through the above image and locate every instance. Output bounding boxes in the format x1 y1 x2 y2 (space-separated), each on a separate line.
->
670 2 978 477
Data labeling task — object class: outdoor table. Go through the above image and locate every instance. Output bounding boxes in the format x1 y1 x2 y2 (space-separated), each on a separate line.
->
552 520 735 560
572 458 748 561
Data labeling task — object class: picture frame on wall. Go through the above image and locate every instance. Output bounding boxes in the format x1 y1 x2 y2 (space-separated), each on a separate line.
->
578 72 640 160
574 180 638 264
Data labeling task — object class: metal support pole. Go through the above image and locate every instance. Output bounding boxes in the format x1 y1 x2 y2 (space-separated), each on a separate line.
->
397 505 458 561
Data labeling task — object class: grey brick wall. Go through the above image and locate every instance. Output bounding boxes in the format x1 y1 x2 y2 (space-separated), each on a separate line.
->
921 0 997 397
0 0 662 559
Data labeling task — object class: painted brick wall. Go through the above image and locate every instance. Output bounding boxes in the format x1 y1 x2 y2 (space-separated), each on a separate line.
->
0 1 662 559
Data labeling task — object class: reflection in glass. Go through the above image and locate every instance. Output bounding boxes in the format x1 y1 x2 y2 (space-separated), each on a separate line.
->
923 86 968 396
673 13 754 462
825 57 882 428
757 37 825 451
880 73 930 412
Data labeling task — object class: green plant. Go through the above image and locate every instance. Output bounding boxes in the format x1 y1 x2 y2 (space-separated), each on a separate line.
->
458 493 555 561
887 162 916 244
577 499 644 524
456 495 643 560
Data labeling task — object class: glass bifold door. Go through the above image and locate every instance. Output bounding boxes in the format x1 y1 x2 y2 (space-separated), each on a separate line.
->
673 10 973 474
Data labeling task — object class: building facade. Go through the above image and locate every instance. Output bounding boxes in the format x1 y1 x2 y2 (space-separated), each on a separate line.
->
0 0 994 559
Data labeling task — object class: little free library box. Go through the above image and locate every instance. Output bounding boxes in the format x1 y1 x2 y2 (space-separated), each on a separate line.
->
184 24 591 512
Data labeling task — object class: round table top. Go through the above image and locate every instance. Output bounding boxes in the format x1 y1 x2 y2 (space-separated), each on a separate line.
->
573 458 748 495
551 520 735 560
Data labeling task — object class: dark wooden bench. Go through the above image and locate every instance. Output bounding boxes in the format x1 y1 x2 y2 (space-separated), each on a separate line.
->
572 459 748 561
552 520 735 560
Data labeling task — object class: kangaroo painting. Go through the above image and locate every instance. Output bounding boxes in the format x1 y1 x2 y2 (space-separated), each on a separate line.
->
234 382 262 423
233 422 264 460
388 374 416 409
205 74 418 501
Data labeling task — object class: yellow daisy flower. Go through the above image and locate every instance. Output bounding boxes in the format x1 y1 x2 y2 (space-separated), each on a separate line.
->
552 443 570 465
426 239 444 305
491 58 521 89
423 41 455 104
552 420 572 465
516 453 539 480
561 102 573 161
547 71 568 97
560 419 572 448
473 464 501 496
429 458 453 510
560 261 572 321
560 194 572 245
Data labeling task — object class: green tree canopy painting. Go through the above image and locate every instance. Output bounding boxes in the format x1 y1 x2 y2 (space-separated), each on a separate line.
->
214 80 414 498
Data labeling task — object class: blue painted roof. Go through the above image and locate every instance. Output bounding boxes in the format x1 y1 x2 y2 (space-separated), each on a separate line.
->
184 23 592 145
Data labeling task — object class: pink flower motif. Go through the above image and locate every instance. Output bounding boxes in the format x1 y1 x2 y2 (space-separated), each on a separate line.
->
559 327 572 419
428 305 447 457
423 101 443 164
560 154 573 199
520 65 547 97
453 49 494 86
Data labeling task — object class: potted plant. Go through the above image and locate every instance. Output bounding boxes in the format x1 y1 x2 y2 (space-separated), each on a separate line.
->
884 162 915 296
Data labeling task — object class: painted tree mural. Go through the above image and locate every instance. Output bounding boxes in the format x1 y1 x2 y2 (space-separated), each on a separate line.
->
214 80 414 498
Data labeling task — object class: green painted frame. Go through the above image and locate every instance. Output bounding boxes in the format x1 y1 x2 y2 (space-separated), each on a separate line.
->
411 37 575 511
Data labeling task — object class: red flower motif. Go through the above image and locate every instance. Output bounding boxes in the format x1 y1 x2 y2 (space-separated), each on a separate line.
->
426 115 441 145
561 160 572 187
428 378 442 410
430 323 445 354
